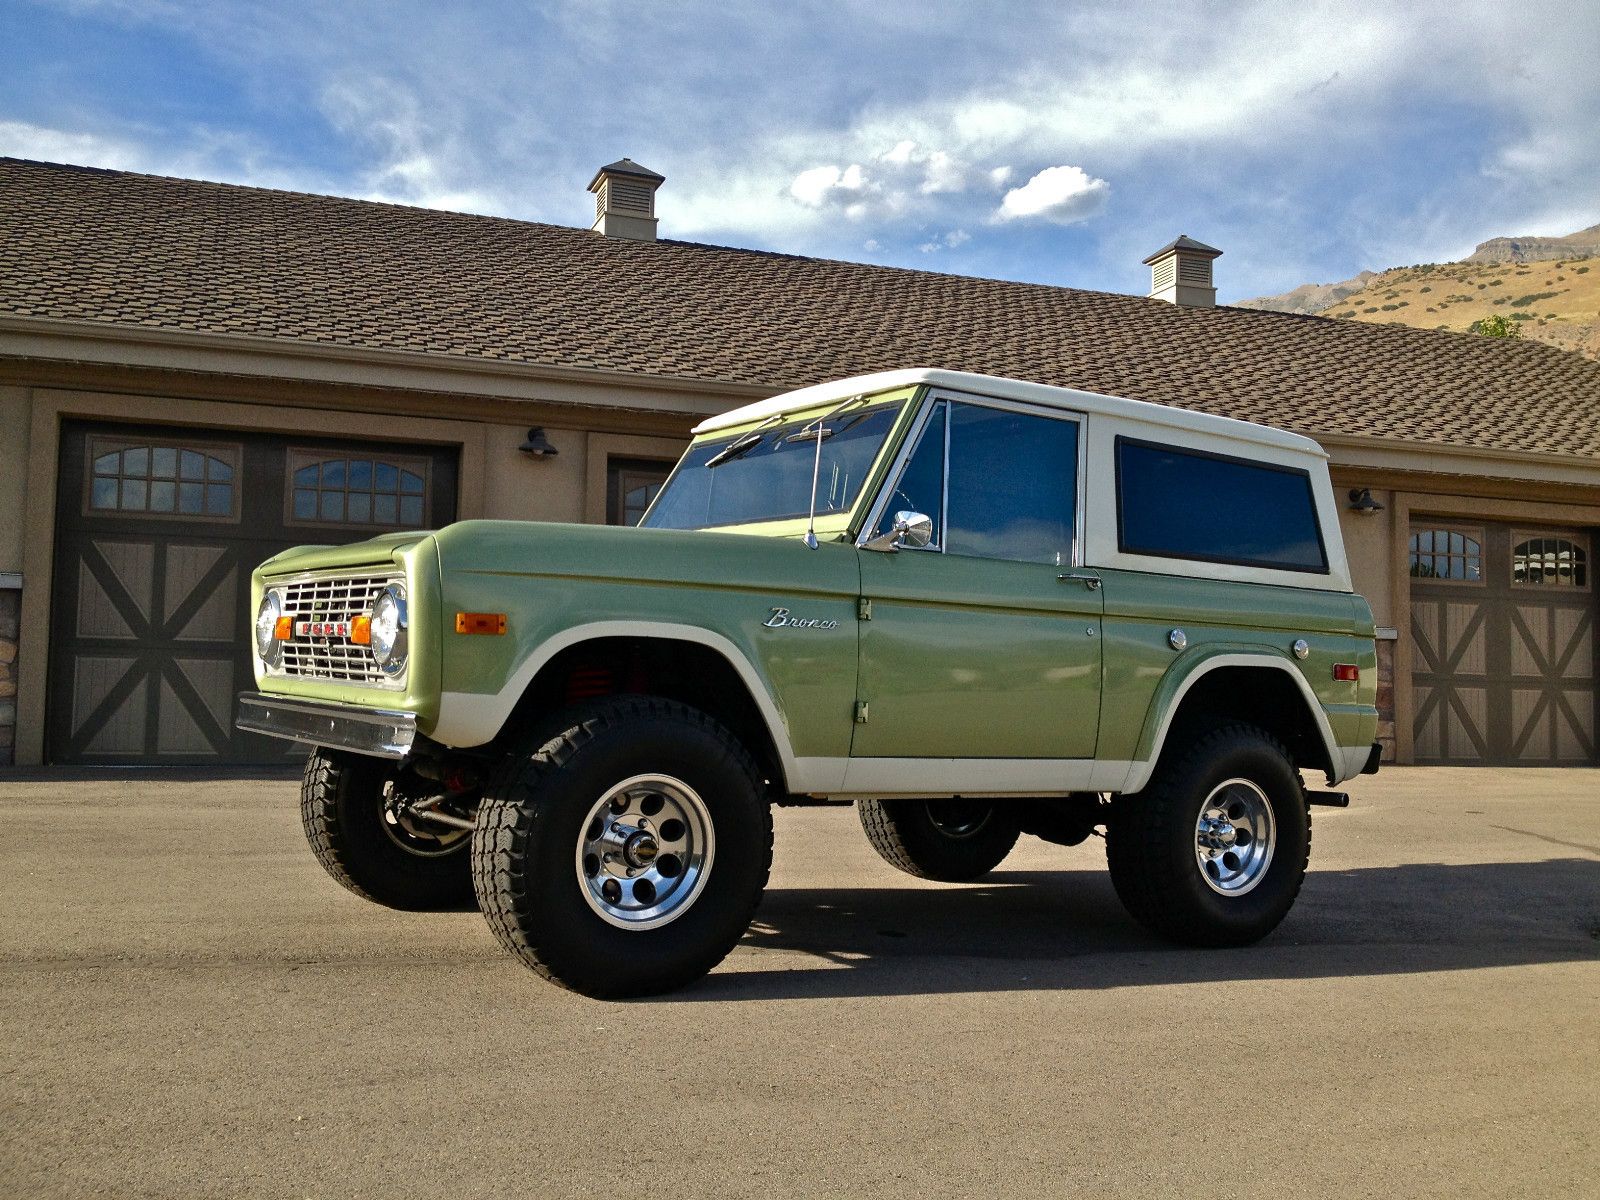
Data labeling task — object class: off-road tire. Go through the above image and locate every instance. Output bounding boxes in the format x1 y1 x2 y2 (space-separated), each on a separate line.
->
472 697 773 999
300 748 475 911
857 797 1021 882
1106 723 1310 947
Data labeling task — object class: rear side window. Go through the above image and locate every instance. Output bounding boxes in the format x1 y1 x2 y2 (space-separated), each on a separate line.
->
1116 439 1327 572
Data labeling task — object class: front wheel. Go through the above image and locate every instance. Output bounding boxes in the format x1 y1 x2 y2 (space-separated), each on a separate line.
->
1106 724 1310 947
472 698 772 998
300 749 475 911
857 797 1021 882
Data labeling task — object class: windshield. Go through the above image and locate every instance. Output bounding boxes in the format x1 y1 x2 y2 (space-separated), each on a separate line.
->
643 403 902 531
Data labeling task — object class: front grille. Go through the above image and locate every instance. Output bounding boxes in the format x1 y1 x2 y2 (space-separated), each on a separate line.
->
275 571 400 687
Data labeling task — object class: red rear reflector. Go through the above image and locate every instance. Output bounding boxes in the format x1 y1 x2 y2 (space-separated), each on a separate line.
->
351 615 372 646
456 612 507 635
1333 664 1360 682
273 616 293 641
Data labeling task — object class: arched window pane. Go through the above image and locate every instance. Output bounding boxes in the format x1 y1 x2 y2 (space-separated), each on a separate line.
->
1409 528 1481 582
286 452 430 529
1513 536 1587 587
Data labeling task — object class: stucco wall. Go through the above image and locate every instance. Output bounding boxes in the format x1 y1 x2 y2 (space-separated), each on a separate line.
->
0 385 32 574
1336 488 1395 628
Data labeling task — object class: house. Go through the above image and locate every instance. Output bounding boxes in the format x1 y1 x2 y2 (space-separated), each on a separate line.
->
3 156 1598 768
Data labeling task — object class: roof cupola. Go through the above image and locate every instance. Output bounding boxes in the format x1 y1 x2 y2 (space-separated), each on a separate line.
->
1143 235 1222 308
588 158 664 242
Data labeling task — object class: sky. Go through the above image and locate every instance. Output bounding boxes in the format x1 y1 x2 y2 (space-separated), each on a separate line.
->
2 0 1597 302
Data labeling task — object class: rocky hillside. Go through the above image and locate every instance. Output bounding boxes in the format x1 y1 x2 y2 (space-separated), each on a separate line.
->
1238 223 1600 360
1464 223 1600 264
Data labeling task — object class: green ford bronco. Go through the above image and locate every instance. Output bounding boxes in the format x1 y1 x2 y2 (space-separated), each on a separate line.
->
238 368 1380 997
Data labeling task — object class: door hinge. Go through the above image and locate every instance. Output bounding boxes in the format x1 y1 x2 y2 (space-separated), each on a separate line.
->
854 700 870 724
857 597 872 621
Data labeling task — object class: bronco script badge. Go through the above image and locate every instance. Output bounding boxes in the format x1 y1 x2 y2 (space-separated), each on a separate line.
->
764 607 840 630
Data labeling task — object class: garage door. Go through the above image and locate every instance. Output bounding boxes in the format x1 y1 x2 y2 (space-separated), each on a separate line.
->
48 421 458 765
1410 521 1596 764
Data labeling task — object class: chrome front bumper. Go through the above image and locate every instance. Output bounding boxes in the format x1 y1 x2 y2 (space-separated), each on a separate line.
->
235 692 416 760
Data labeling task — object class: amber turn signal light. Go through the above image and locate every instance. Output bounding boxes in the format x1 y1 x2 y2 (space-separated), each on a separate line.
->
351 614 373 646
1332 664 1359 682
273 615 293 641
456 612 508 635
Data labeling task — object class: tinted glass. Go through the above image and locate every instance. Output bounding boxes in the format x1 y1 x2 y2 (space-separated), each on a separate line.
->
878 403 946 545
945 404 1078 565
1118 440 1326 571
645 404 900 530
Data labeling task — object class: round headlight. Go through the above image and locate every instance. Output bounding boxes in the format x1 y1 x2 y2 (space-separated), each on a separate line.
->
370 585 408 676
255 592 283 666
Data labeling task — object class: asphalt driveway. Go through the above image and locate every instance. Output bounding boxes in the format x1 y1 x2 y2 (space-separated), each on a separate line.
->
2 767 1596 1198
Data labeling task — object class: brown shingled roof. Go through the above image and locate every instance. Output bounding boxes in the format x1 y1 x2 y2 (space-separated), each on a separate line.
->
3 157 1598 457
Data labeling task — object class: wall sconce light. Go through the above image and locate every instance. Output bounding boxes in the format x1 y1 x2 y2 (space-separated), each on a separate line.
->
1348 487 1384 514
518 428 559 459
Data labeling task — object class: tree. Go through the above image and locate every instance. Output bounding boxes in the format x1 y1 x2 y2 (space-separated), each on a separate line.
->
1469 314 1523 339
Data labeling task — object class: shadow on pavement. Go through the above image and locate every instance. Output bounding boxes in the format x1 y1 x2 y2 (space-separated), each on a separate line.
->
682 858 1600 1001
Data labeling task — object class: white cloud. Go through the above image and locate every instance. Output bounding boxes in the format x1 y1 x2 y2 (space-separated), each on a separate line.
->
917 228 974 253
0 120 151 171
994 165 1109 225
317 75 501 213
788 162 870 210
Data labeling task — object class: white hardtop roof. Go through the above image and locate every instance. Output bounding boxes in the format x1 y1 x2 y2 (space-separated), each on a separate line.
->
693 368 1327 459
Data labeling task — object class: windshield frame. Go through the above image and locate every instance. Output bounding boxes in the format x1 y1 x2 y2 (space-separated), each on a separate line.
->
640 389 922 535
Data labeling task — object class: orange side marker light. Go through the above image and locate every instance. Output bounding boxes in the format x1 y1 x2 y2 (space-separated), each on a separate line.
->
273 615 294 641
456 612 508 635
351 615 373 645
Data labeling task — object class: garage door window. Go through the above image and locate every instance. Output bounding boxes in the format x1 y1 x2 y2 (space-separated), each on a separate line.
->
1512 533 1588 588
288 452 430 528
87 438 239 520
1408 528 1483 582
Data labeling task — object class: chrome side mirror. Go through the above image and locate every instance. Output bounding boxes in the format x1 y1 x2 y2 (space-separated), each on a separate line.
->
863 510 934 553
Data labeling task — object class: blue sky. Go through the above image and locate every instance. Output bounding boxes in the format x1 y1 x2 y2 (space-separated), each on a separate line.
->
3 0 1597 301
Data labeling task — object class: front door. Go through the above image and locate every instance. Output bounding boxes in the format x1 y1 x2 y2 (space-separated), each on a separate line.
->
853 396 1102 759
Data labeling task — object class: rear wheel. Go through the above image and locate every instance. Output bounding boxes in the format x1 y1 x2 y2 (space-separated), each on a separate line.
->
472 698 772 998
1106 724 1310 946
858 797 1021 882
300 749 475 911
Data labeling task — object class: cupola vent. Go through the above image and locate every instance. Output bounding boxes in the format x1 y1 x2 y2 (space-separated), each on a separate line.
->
588 158 665 242
1142 235 1223 307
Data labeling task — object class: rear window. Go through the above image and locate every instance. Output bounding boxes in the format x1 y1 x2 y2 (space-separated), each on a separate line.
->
1116 438 1327 572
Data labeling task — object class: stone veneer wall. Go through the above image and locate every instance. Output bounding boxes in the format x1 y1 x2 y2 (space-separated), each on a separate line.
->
1375 635 1396 762
0 587 16 765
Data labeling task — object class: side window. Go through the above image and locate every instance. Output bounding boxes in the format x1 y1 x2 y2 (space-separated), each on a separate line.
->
881 402 947 546
1116 439 1327 572
945 404 1078 565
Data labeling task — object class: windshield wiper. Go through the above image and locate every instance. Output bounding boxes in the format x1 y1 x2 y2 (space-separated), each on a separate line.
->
705 414 784 468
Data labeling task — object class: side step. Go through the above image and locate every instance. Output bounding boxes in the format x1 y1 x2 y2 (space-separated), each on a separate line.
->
1306 790 1350 808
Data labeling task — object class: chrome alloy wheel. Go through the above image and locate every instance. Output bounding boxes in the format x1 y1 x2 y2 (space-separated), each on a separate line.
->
576 774 715 930
1194 778 1276 896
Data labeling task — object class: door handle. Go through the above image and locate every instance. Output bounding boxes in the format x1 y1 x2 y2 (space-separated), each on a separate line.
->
1058 572 1101 590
